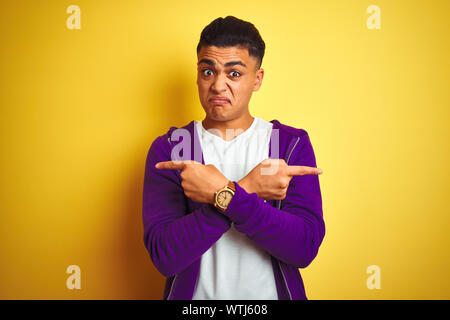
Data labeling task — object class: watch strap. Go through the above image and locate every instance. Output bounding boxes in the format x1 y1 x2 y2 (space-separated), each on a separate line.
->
227 180 236 192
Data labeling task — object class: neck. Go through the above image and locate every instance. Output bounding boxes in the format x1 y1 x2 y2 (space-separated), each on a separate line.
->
202 112 255 141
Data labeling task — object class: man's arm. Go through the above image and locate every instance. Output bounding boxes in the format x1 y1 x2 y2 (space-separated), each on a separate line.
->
223 132 325 268
142 135 231 277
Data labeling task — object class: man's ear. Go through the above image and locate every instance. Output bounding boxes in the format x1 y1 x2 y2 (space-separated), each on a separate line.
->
253 68 264 91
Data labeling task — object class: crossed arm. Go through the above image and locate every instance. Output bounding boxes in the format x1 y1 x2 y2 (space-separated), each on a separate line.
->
154 157 322 205
142 134 325 277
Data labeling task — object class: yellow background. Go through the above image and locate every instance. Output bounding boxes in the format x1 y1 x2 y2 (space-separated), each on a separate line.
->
1 0 449 299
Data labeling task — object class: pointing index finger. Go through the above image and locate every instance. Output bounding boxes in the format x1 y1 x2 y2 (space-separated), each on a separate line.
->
286 165 323 176
155 160 197 170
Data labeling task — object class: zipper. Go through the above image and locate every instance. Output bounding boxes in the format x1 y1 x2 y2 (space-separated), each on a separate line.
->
276 136 300 210
276 136 300 300
167 274 178 300
164 135 178 300
277 260 292 300
286 137 300 167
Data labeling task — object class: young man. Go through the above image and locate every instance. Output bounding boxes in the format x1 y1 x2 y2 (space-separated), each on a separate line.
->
142 16 325 300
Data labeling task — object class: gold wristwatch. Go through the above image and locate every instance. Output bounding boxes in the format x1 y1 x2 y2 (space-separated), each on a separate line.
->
213 181 236 212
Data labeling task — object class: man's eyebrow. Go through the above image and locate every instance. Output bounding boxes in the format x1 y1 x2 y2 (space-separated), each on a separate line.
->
197 59 247 68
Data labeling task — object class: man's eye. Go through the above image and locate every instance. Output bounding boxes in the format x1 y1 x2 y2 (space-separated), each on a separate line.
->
202 69 213 76
230 71 240 77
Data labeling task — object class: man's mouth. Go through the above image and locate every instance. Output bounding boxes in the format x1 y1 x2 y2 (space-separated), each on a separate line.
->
209 97 230 105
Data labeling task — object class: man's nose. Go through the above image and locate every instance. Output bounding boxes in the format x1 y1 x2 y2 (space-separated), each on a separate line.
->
211 73 228 92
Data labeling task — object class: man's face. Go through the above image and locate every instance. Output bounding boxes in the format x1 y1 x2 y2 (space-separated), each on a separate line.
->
196 45 264 122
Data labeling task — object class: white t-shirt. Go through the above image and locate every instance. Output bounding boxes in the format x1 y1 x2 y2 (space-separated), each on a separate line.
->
192 116 278 300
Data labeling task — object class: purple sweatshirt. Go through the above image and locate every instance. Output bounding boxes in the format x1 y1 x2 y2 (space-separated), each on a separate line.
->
142 119 325 300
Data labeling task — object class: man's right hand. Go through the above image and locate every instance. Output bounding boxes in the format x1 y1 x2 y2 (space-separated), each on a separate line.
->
238 159 322 201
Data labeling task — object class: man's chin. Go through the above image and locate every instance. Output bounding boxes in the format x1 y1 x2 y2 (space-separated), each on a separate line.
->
208 114 228 122
208 108 230 120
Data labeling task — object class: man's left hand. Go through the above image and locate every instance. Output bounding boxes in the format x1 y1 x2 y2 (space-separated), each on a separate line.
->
155 160 229 204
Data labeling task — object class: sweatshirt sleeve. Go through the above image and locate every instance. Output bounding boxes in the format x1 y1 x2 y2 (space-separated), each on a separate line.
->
142 135 232 277
222 131 325 268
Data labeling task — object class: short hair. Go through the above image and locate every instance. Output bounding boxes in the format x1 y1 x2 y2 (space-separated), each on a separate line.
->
196 16 266 70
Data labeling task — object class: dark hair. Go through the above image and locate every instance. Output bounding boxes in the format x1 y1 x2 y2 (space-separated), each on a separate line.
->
196 16 266 70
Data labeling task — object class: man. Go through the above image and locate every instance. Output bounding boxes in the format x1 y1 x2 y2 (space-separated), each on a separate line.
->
142 16 325 300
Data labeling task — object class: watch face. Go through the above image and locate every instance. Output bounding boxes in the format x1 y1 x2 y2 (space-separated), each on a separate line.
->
217 190 233 208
